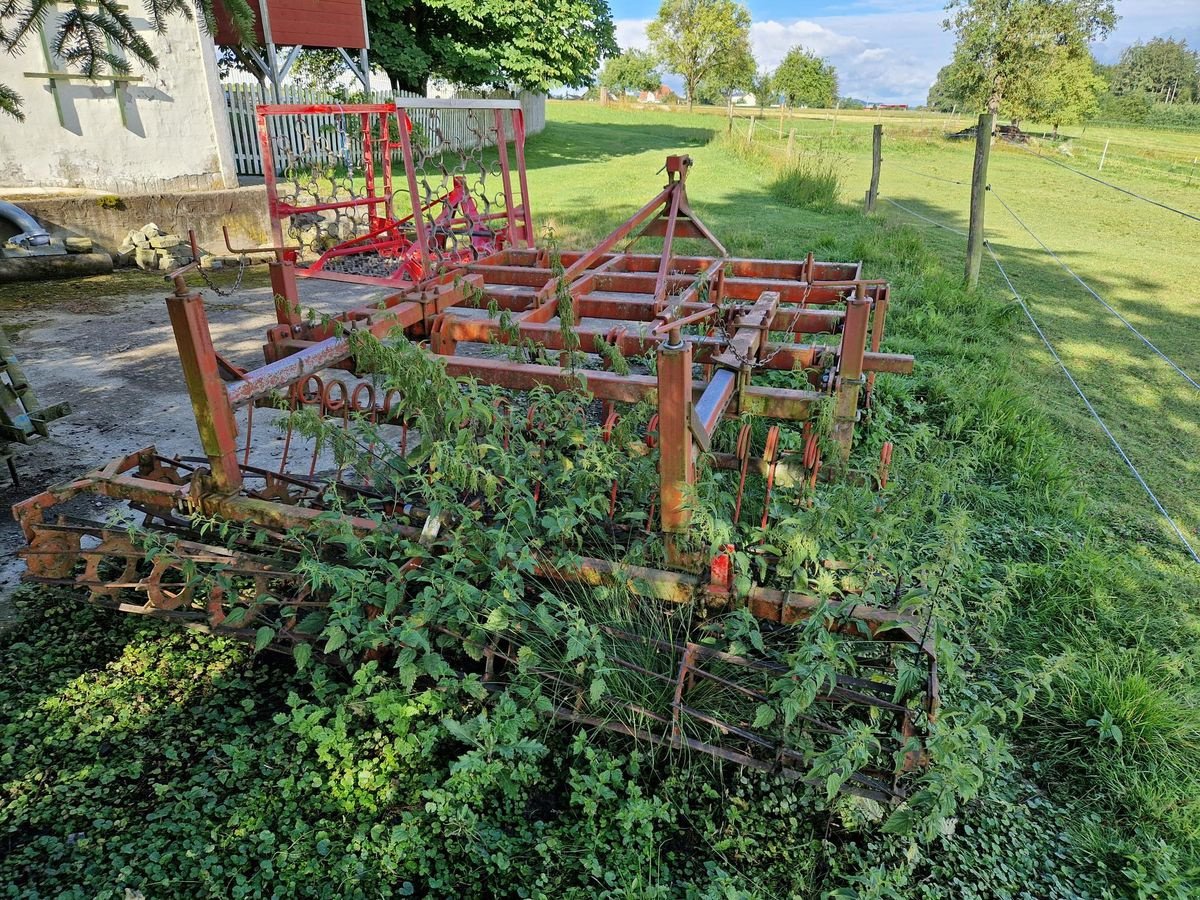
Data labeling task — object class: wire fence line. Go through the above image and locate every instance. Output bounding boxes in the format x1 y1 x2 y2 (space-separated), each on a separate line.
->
1017 143 1200 223
877 184 1199 565
984 241 1200 565
879 197 968 235
884 160 969 187
988 186 1200 394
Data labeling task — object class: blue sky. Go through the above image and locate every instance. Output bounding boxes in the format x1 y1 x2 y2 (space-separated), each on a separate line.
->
608 0 1200 105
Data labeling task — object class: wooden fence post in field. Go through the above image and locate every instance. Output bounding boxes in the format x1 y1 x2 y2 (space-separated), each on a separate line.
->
865 124 882 213
786 128 795 160
964 113 993 290
748 116 755 143
1098 138 1110 171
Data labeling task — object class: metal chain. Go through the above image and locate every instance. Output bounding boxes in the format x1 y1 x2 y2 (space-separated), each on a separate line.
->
711 277 821 370
194 253 249 297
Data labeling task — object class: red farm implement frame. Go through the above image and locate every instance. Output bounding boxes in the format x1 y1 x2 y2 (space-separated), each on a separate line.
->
258 99 532 288
14 100 935 802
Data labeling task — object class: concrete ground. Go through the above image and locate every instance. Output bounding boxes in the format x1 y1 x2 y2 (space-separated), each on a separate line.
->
0 268 389 622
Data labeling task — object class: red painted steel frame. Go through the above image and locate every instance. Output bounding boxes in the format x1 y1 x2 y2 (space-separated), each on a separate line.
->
257 101 532 288
12 132 932 795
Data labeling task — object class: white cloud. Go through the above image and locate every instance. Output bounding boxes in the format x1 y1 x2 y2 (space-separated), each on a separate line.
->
615 1 1197 106
749 20 865 68
615 19 653 52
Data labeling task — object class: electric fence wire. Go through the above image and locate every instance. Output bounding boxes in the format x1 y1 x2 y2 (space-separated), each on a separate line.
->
880 189 1200 564
1018 143 1200 223
984 240 1200 565
879 197 968 235
885 159 969 187
988 186 1200 393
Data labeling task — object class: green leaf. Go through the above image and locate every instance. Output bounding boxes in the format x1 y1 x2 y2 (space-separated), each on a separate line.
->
323 626 347 655
254 626 274 653
752 703 776 729
589 677 607 704
294 643 312 671
882 805 918 835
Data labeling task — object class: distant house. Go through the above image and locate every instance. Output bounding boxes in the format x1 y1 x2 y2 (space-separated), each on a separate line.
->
868 103 909 110
733 92 757 107
638 85 676 104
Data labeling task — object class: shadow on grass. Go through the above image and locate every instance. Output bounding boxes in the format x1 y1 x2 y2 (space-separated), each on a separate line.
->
523 119 716 171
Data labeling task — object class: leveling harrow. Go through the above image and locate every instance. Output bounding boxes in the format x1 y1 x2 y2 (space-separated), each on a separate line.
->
15 100 935 801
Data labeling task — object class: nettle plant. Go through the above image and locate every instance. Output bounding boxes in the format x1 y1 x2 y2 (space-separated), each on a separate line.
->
157 323 1009 837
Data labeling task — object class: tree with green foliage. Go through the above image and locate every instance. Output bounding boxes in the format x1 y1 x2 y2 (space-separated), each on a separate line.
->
751 67 774 109
0 0 254 119
647 0 752 111
1033 50 1107 134
1110 37 1199 104
773 45 838 108
699 38 755 110
367 0 617 94
926 64 962 111
941 0 1117 126
599 48 660 99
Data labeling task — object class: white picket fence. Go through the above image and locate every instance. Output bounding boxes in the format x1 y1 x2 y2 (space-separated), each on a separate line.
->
223 84 546 177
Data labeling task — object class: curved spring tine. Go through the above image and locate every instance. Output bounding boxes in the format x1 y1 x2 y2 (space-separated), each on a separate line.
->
602 409 620 519
760 425 781 531
733 422 752 525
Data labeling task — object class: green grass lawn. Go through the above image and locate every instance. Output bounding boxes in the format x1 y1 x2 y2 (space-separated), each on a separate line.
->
2 101 1198 898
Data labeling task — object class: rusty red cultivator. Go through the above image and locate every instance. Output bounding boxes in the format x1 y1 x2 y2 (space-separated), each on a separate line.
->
15 100 936 800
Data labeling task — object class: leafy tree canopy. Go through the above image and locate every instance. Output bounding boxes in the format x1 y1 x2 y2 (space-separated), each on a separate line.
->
941 0 1117 124
773 45 838 108
368 0 616 94
750 67 774 108
926 64 960 111
647 0 753 110
1110 37 1199 104
599 48 660 96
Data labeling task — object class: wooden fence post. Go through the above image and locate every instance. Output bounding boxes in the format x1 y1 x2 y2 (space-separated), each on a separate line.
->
1098 138 1110 171
964 113 993 290
748 116 755 143
865 124 882 213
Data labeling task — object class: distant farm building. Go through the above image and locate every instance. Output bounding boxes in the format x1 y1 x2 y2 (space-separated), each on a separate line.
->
638 85 676 104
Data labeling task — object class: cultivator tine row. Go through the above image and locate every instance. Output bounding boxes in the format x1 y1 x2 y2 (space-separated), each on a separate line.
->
13 101 933 798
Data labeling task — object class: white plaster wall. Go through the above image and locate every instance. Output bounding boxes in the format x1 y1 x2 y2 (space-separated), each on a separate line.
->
0 15 238 193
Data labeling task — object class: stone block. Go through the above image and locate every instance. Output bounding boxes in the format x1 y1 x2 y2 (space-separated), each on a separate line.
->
150 235 181 249
141 223 161 238
134 248 159 271
64 236 94 253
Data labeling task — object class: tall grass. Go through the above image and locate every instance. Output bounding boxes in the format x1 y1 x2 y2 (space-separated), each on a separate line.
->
708 130 846 210
769 157 844 211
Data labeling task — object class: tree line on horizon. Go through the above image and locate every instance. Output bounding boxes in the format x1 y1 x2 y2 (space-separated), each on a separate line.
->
2 0 1194 129
599 0 840 112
